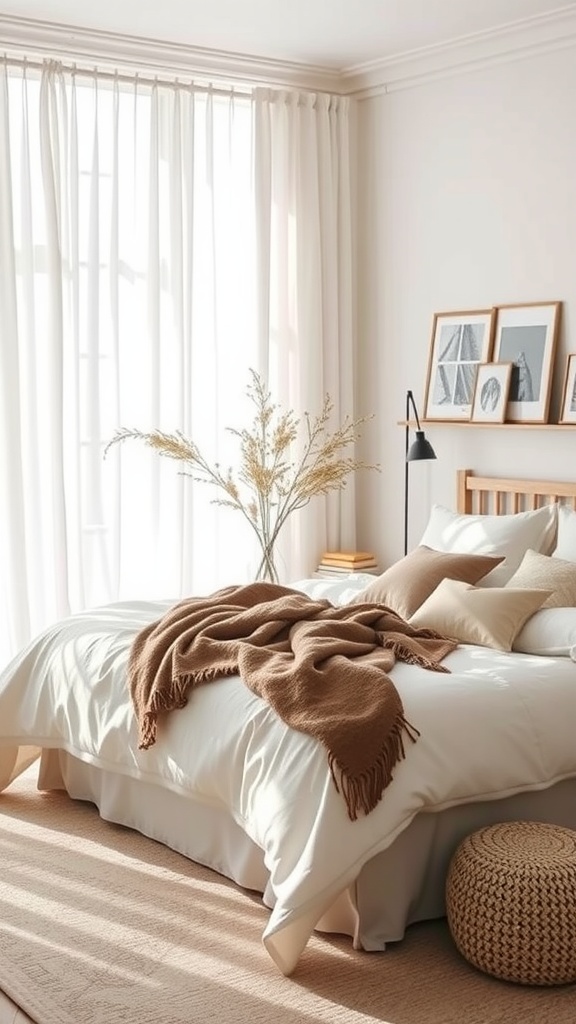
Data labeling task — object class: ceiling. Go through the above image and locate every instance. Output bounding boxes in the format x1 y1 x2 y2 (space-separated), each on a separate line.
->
1 0 574 70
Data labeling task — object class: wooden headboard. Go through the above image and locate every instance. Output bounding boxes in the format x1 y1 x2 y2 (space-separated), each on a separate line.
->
457 469 576 515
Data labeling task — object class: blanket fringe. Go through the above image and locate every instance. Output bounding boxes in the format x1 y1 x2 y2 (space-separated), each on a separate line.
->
380 636 451 673
328 714 419 821
137 666 238 749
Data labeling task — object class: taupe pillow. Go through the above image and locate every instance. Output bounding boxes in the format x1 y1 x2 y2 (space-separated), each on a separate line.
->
505 548 576 608
351 545 504 620
409 579 551 651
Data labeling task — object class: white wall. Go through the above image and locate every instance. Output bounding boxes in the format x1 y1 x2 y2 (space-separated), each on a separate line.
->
354 44 576 569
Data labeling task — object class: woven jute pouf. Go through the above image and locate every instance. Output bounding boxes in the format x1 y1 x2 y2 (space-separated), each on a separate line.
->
446 821 576 986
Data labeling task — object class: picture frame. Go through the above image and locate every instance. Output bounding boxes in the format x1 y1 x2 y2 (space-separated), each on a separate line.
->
559 353 576 424
492 301 561 424
424 308 495 421
471 362 512 424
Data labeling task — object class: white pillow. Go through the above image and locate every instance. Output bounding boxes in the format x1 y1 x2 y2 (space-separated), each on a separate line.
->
409 578 550 651
513 607 576 656
553 505 576 562
420 503 557 586
290 575 377 606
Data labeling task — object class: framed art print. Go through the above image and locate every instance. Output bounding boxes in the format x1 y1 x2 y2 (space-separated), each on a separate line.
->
492 301 561 423
471 362 512 423
559 353 576 424
424 309 495 421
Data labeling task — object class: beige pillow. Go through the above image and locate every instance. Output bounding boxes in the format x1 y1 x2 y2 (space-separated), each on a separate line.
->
351 546 504 620
505 548 576 608
409 578 551 651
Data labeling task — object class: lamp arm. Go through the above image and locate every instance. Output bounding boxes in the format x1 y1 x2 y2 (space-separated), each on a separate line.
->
406 389 422 431
404 389 435 557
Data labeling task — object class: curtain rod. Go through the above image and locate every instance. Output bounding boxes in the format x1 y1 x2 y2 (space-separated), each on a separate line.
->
1 54 344 105
1 52 254 97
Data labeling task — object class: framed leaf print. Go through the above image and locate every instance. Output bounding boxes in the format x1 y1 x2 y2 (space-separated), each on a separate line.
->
492 301 561 424
471 362 512 424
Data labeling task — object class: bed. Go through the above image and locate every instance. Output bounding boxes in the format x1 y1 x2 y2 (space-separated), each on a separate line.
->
1 469 576 980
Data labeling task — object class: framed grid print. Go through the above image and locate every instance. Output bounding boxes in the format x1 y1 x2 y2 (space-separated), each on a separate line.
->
424 309 495 421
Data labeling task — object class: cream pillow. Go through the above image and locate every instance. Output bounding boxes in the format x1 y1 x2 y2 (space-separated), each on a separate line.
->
505 548 576 608
351 546 503 620
553 505 576 562
409 578 551 651
420 503 557 586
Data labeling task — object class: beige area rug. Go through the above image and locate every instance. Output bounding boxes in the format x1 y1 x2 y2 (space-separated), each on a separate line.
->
0 770 575 1024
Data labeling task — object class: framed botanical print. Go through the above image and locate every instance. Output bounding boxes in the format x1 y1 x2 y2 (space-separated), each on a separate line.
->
424 309 495 421
492 302 561 424
470 362 512 423
559 353 576 424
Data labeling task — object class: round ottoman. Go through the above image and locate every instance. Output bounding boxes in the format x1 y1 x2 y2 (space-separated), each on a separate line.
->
446 821 576 986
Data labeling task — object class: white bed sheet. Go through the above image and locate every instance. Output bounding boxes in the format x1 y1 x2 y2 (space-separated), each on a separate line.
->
1 597 575 975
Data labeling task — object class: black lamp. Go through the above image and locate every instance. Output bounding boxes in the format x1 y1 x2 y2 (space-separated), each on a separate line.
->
404 389 437 556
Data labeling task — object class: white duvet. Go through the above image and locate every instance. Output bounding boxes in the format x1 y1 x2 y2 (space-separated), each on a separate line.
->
1 589 576 975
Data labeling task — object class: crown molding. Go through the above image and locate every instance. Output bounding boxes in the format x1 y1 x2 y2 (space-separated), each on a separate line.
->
0 14 343 93
2 6 576 98
342 5 576 97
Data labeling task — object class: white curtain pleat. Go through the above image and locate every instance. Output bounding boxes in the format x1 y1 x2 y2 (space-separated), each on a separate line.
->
253 88 357 581
65 76 83 610
0 62 356 663
166 88 186 594
177 88 195 596
108 77 121 598
18 75 41 622
0 64 31 656
38 67 71 619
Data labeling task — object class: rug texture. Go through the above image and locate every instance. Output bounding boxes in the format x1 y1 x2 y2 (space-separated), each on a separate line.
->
0 769 574 1024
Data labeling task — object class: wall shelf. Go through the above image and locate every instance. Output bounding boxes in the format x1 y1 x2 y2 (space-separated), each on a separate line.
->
399 420 576 430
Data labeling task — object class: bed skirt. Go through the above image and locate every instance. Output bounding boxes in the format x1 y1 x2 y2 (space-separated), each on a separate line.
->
37 749 576 953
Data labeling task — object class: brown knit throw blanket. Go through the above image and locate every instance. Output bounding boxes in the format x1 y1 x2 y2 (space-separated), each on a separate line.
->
128 582 458 820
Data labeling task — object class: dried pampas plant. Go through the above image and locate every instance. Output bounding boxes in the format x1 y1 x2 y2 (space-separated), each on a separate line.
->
105 370 377 583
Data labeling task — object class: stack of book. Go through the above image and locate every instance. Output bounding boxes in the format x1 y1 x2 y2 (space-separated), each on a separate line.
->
316 550 379 577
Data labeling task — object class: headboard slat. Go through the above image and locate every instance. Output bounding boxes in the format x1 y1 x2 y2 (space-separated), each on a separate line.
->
457 469 576 516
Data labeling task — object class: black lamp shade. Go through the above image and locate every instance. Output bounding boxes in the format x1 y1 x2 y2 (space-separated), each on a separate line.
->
407 430 436 462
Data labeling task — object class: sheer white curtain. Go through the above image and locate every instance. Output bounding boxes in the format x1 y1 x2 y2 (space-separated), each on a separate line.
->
0 61 356 663
254 89 356 581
